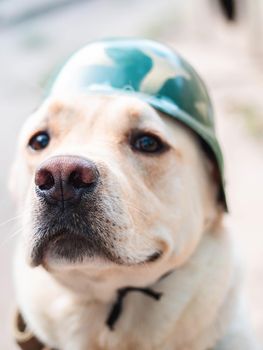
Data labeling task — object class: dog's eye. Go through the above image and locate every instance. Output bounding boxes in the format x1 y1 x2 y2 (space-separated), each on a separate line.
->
132 134 164 153
28 132 50 151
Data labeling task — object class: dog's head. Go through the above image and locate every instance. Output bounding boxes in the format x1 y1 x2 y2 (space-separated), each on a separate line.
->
11 93 223 289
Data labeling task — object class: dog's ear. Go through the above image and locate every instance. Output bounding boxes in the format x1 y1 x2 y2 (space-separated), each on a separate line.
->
199 138 225 206
198 139 225 231
202 157 225 232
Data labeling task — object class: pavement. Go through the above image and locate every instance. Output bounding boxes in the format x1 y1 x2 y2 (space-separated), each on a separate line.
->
0 1 262 349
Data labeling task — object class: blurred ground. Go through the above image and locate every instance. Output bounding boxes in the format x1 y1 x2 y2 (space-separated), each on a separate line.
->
0 1 262 349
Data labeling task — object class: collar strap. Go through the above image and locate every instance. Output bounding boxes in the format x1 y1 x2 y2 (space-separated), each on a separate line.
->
106 286 162 330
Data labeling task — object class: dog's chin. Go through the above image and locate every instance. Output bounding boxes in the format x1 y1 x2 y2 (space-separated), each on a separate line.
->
29 233 111 268
43 247 113 271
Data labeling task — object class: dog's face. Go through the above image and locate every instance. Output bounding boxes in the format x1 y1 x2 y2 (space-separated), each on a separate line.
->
11 94 220 288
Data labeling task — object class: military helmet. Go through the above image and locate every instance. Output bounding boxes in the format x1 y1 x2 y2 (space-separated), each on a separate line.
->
50 38 227 210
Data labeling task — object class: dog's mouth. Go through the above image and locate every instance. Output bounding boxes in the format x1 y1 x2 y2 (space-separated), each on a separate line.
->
30 230 103 267
30 227 163 268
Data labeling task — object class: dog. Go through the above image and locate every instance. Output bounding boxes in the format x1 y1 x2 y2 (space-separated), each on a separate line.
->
11 39 259 350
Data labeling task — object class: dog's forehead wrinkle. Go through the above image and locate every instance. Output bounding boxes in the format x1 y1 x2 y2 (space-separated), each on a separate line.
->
45 97 118 138
116 100 166 128
46 104 86 135
73 94 165 132
38 97 99 130
47 100 66 115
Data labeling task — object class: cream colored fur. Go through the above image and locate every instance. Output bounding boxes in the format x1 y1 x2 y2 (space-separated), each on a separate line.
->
11 95 259 350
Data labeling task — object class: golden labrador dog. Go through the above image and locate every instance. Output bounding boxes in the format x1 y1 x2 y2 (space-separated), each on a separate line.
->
10 37 260 350
11 94 258 350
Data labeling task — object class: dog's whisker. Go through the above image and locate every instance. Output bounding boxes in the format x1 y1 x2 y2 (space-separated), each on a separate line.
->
0 217 30 238
0 226 26 248
0 211 31 228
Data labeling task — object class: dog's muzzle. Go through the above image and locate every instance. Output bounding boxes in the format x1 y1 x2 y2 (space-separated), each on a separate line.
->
29 155 106 266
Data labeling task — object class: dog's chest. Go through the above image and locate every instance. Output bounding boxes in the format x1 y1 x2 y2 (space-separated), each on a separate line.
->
49 279 230 350
55 292 171 350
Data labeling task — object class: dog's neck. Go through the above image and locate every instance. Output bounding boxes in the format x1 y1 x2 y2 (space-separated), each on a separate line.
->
106 268 175 329
46 257 176 304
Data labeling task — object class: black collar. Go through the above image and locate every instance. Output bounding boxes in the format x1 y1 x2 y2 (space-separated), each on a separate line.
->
106 270 174 330
106 286 162 330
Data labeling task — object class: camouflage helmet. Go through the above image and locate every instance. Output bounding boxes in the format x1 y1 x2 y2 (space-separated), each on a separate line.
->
50 38 227 210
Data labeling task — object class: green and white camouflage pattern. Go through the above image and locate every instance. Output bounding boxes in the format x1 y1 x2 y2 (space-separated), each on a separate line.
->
50 38 227 209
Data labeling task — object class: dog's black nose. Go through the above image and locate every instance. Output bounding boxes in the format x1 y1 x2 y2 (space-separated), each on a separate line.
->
35 156 99 204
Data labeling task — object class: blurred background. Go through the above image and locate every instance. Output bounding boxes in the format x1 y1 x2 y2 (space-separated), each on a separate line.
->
0 0 262 348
